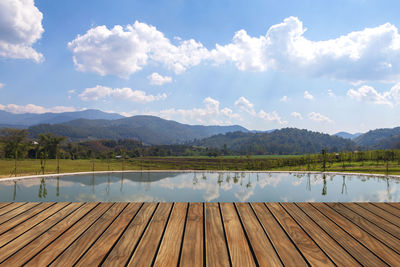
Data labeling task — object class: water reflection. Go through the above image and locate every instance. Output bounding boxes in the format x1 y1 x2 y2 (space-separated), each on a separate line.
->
0 172 399 202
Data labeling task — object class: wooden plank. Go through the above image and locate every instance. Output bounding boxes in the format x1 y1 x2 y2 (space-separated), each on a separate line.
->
373 203 400 218
235 203 282 266
281 203 360 266
0 202 80 263
75 203 142 266
359 203 400 227
50 203 127 266
0 203 39 225
0 202 26 216
297 203 385 266
103 203 157 266
153 203 187 267
24 202 112 266
344 203 400 239
127 203 172 267
2 203 98 266
0 203 12 210
180 203 204 267
330 203 400 253
267 203 334 266
0 202 54 235
327 203 400 253
312 203 400 266
388 202 400 210
205 203 230 267
0 202 70 248
251 203 308 266
220 203 256 267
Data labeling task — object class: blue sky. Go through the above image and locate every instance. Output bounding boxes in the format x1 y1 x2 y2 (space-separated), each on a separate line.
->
1 0 400 134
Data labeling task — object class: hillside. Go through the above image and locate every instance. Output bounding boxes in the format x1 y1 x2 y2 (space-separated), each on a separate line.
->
0 109 124 127
334 132 362 140
193 128 356 154
354 127 400 148
27 115 249 144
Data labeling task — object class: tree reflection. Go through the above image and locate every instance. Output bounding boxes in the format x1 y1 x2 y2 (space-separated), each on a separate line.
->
341 176 347 195
322 174 327 196
38 178 47 199
56 176 60 197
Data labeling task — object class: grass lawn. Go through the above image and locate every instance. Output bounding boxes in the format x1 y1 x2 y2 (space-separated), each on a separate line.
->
1 157 400 178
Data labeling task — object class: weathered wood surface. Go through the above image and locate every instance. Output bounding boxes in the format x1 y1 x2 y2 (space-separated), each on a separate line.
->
0 202 398 266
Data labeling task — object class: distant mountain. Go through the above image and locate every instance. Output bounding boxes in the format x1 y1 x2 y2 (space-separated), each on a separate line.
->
334 132 362 140
28 115 249 145
193 128 356 154
354 127 400 148
0 109 124 127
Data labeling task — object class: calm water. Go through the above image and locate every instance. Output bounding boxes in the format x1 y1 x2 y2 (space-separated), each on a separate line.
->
0 172 399 202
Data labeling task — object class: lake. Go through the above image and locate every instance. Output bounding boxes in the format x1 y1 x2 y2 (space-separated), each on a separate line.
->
0 172 398 202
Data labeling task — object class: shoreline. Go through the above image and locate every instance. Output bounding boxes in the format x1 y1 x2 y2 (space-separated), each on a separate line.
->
1 170 399 182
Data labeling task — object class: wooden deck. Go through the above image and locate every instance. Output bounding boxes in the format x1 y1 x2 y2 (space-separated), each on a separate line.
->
0 202 399 266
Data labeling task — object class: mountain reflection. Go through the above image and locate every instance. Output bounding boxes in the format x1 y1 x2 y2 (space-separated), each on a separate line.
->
0 172 399 202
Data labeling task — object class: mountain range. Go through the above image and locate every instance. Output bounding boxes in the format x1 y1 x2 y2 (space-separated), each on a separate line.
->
27 115 248 145
0 109 124 127
2 109 400 151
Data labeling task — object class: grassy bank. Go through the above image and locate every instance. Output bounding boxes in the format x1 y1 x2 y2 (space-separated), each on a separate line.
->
1 156 400 178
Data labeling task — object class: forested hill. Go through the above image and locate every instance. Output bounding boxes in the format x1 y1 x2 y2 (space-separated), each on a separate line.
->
192 128 356 154
354 127 400 148
0 109 124 127
27 115 248 145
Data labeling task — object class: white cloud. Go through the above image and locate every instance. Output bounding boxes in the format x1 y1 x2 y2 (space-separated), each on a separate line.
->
258 110 287 125
68 21 210 78
304 91 314 100
280 96 289 102
0 104 78 114
158 97 240 125
0 0 44 62
347 84 395 107
148 72 172 85
67 17 400 83
211 16 400 83
327 90 335 97
308 112 333 123
234 96 256 115
79 85 167 103
0 83 4 89
290 112 303 120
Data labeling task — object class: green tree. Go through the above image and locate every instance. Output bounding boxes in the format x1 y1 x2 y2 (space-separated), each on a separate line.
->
0 128 28 176
38 133 66 174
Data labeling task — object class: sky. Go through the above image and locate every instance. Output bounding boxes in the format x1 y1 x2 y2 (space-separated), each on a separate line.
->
1 0 400 134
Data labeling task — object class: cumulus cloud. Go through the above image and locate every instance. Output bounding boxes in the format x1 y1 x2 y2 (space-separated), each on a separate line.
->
0 0 44 62
280 95 289 102
148 72 172 85
67 17 400 82
79 85 167 103
158 97 240 125
258 110 287 125
234 96 287 124
234 96 256 115
290 112 303 120
0 104 78 114
212 16 400 83
346 84 399 107
68 21 210 78
304 90 314 100
327 89 335 97
308 112 333 123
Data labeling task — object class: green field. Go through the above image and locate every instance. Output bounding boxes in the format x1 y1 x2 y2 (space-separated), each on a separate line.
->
1 155 400 178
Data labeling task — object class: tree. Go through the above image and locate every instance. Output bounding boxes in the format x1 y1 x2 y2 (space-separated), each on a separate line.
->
0 128 28 176
38 133 66 174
